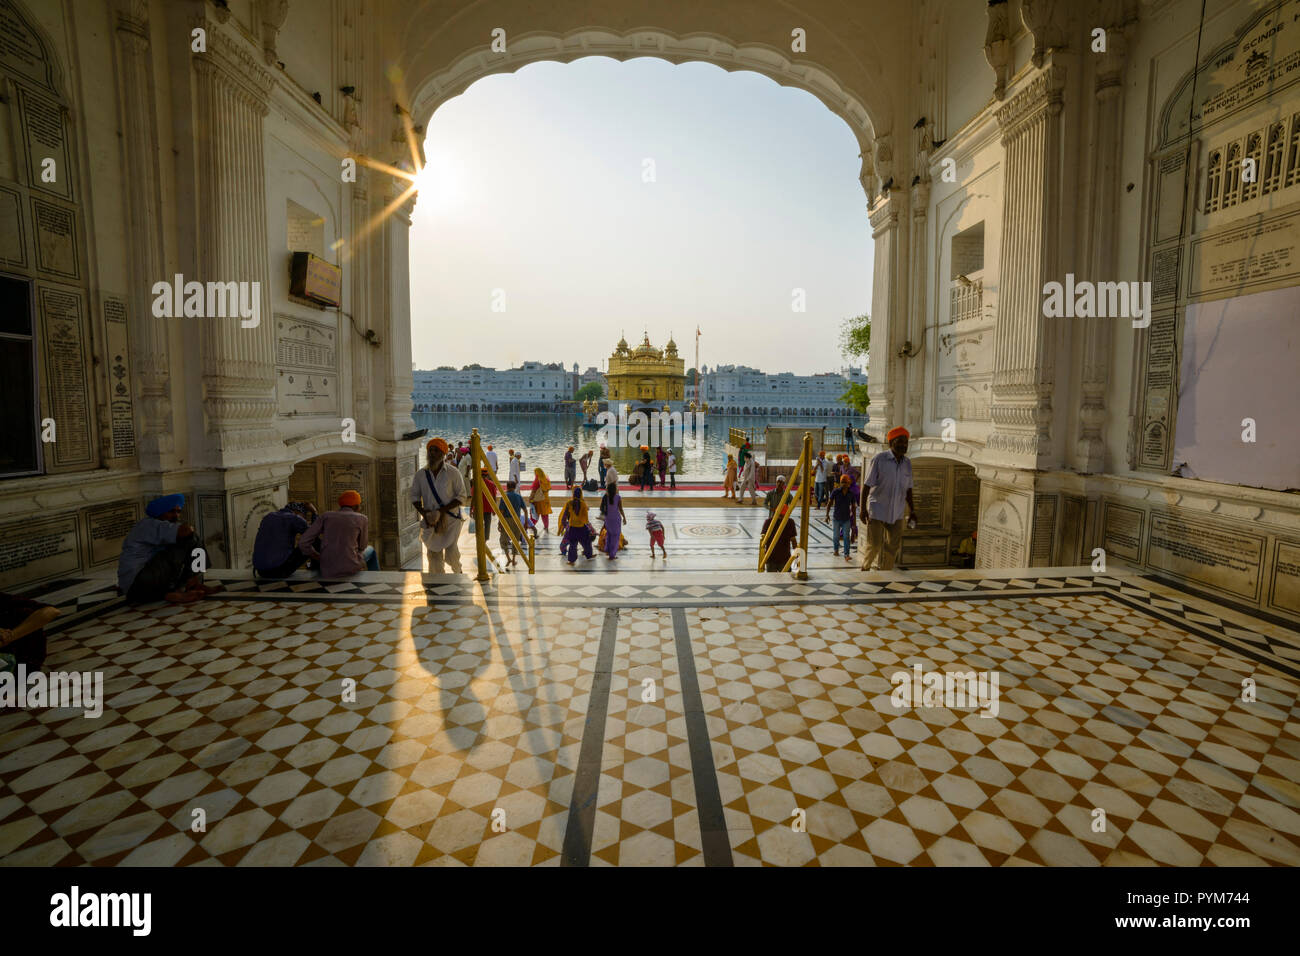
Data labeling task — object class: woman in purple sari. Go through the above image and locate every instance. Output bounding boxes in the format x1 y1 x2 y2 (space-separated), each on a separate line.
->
601 481 628 560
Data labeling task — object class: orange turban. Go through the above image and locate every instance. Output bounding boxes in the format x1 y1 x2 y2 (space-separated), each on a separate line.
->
339 490 361 507
887 426 910 443
840 474 851 486
427 437 448 456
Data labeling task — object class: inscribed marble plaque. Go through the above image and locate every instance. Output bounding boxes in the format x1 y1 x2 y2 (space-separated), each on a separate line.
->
0 184 25 268
1030 494 1057 566
233 487 280 570
1269 541 1300 617
1147 511 1263 600
1154 152 1186 244
86 501 139 566
1189 211 1300 299
910 461 947 531
0 514 79 587
1139 312 1177 470
38 285 92 466
198 494 229 569
31 197 76 278
288 462 319 505
975 487 1026 570
0 1 56 89
1101 502 1143 562
103 295 135 459
276 314 338 416
1058 495 1085 567
378 457 398 537
327 464 371 519
18 86 71 200
951 468 979 531
935 328 992 422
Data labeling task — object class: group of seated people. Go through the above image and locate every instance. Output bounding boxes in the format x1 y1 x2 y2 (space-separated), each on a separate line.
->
114 490 380 606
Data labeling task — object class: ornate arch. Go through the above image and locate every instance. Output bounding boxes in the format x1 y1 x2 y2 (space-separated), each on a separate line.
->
407 26 882 184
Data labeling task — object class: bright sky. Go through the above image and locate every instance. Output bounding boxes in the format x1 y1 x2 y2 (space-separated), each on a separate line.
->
408 56 872 376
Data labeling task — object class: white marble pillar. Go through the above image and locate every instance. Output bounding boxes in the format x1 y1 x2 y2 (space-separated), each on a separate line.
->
191 24 280 462
866 194 902 438
988 64 1066 467
1075 27 1129 473
350 168 372 432
112 2 173 464
382 182 416 440
904 180 929 430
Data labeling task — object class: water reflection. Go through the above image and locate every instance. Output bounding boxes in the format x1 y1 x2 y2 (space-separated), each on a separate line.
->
411 412 846 479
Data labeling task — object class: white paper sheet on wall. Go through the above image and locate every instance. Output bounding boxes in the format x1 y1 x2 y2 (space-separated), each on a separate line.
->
1173 286 1300 492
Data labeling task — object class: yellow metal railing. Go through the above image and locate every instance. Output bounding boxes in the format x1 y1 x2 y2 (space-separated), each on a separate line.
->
470 429 536 580
757 431 813 579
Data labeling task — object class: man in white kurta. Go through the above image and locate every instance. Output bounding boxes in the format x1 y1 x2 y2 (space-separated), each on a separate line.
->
411 438 468 573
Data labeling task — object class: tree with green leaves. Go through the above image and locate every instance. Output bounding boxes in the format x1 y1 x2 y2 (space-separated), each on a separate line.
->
576 382 603 402
838 313 870 413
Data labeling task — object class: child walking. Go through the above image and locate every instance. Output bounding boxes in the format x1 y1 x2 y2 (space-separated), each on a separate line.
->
645 510 667 559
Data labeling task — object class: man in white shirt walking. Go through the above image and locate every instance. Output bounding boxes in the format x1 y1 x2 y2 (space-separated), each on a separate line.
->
411 437 468 573
813 451 829 507
666 450 676 489
859 426 916 571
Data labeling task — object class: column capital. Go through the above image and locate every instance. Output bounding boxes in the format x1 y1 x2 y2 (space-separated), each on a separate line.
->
995 63 1067 140
869 192 899 235
192 17 277 114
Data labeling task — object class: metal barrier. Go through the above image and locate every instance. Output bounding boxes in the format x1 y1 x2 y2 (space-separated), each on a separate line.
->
470 429 536 580
756 431 813 579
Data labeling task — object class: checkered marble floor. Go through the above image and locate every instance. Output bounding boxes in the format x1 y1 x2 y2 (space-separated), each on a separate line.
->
2 570 1298 866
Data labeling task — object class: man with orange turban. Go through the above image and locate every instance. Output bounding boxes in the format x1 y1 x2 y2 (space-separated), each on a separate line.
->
299 490 380 576
860 426 915 572
410 436 467 573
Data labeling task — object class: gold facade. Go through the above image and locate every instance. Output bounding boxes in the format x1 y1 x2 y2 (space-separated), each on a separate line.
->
606 334 685 403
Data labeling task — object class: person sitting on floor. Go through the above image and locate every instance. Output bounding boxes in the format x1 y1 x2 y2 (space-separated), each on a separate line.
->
299 490 380 576
0 594 61 673
117 493 224 604
252 502 317 578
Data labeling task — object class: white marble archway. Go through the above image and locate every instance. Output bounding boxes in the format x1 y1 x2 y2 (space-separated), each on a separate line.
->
406 26 883 190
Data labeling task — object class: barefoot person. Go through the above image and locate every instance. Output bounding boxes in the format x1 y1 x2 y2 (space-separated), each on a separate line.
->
600 481 627 560
0 595 61 672
737 454 760 504
253 502 317 578
300 490 381 576
860 426 916 571
411 437 467 573
117 494 223 605
559 487 595 564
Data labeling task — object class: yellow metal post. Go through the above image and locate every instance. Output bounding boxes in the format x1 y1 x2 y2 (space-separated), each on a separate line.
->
471 429 489 582
798 432 812 580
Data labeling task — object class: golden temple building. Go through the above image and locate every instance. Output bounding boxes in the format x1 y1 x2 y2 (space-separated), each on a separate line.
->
606 333 686 405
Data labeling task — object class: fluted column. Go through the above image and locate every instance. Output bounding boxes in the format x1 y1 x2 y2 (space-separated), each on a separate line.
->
904 180 929 429
988 64 1066 466
1076 25 1130 472
866 193 902 438
382 181 417 439
350 168 372 432
192 22 280 462
112 3 173 464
